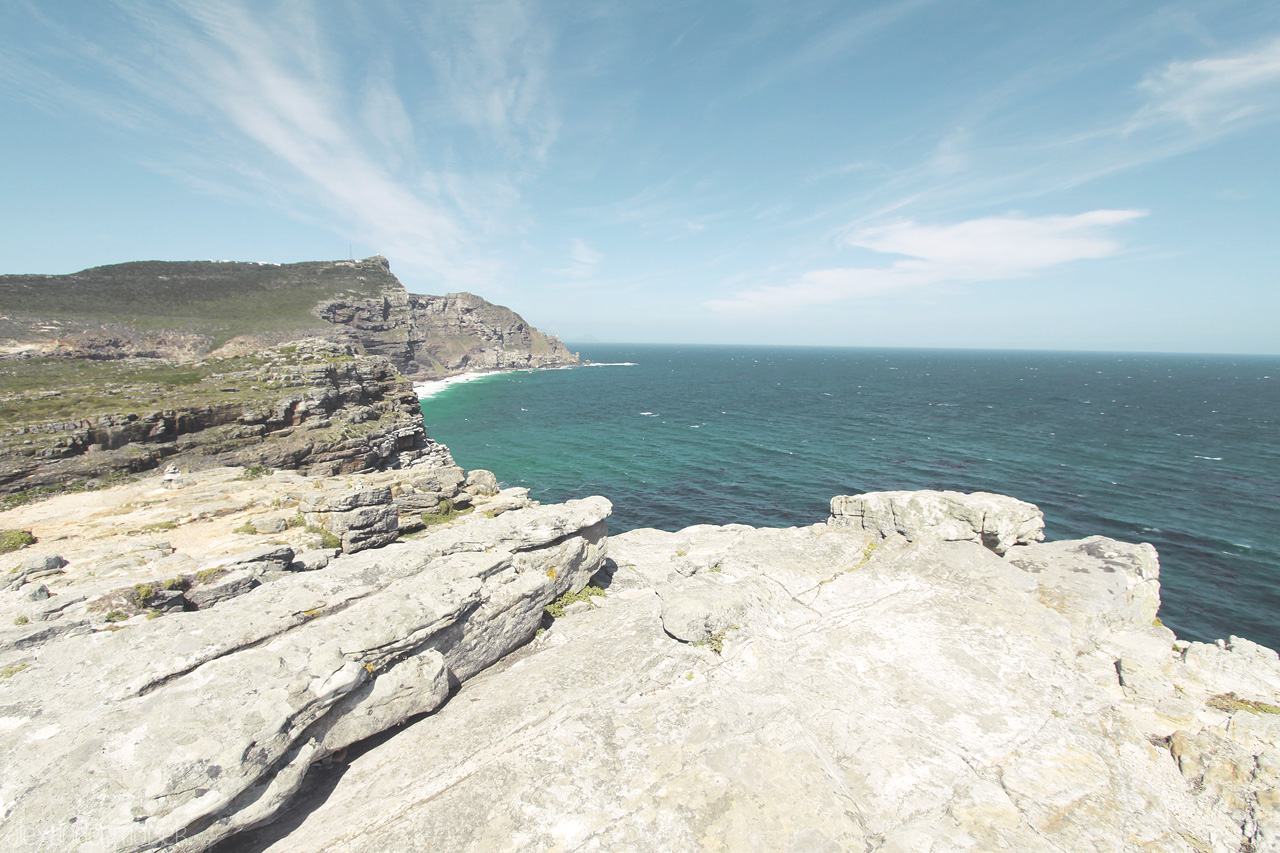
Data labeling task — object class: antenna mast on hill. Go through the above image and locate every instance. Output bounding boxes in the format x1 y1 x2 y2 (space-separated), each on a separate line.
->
349 243 353 261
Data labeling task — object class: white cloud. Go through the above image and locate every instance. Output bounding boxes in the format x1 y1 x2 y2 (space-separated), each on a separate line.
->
550 239 603 280
706 210 1145 314
1134 36 1280 130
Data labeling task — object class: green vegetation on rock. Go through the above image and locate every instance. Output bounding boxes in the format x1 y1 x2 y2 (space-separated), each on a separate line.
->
1207 692 1280 715
544 585 606 619
0 529 36 554
0 663 30 680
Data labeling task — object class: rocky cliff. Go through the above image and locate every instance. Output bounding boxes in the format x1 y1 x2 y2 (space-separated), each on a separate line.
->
1 481 1276 853
0 256 579 379
0 339 446 499
0 257 578 498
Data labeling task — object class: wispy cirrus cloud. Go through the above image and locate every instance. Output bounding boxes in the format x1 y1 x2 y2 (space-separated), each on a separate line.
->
1133 36 1280 131
793 33 1280 241
411 0 558 163
706 210 1145 314
548 238 604 281
0 0 555 288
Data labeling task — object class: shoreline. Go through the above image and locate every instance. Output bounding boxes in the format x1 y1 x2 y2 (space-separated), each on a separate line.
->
413 368 526 400
413 361 627 401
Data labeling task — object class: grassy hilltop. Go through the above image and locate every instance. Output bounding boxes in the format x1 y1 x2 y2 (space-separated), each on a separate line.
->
0 258 392 353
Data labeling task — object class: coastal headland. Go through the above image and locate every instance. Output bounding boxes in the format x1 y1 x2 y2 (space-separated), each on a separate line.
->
0 264 1276 851
0 258 578 498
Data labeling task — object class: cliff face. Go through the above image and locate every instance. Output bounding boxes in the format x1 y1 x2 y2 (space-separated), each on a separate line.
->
0 339 448 498
0 256 579 379
316 285 578 378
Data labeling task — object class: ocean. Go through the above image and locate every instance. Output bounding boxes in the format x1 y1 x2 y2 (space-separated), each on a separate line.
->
419 344 1280 651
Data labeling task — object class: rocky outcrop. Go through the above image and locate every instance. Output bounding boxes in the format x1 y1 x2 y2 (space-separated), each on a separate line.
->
2 484 1277 853
314 285 578 378
830 489 1045 554
0 256 579 380
299 485 399 554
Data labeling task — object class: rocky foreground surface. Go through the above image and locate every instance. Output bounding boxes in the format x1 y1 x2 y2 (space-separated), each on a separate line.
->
2 480 1278 852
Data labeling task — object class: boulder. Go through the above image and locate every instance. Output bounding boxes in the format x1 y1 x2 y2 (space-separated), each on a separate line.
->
202 543 296 573
18 553 67 573
184 567 262 610
829 489 1044 554
302 486 399 553
5 554 68 590
465 468 500 496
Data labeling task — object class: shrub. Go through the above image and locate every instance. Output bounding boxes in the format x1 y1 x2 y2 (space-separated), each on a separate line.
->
195 568 224 585
131 584 156 607
304 525 341 550
693 631 726 654
0 663 30 680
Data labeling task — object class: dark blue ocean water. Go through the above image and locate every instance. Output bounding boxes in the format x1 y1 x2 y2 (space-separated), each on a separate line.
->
420 344 1280 650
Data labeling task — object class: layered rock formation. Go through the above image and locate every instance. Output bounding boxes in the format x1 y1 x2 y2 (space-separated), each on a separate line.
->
2 485 1277 852
0 339 446 497
0 256 578 379
318 285 577 378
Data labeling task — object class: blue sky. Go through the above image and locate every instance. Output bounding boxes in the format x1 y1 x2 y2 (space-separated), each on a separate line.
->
1 1 1278 353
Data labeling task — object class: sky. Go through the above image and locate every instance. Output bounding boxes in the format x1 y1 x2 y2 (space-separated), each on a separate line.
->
1 1 1278 354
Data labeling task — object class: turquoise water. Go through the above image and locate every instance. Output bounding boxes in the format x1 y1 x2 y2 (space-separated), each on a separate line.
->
420 344 1280 650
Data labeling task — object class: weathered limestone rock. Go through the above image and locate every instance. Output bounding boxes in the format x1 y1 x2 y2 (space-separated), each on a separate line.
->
4 554 68 591
1005 535 1162 643
16 582 49 602
829 489 1044 554
466 468 500 496
184 567 262 610
301 485 398 553
3 484 1276 853
291 548 339 572
18 554 66 573
202 543 296 573
0 497 611 853
235 502 1276 853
